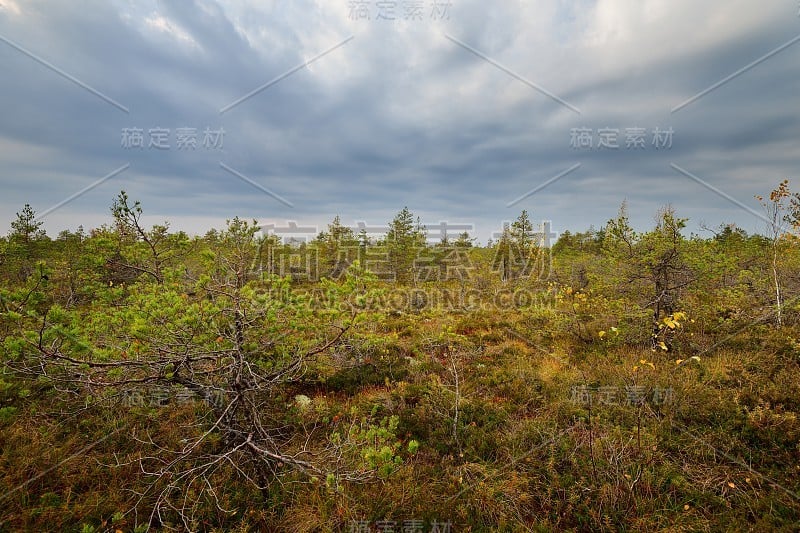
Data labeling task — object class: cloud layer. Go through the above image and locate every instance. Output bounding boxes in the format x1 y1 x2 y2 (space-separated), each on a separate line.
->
1 0 798 242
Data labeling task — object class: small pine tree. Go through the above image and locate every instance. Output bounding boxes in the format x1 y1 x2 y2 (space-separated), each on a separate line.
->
10 204 45 243
386 207 425 283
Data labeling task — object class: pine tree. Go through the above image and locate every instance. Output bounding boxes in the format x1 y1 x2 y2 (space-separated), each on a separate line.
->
510 209 534 249
454 231 474 248
315 216 357 279
10 204 45 243
386 207 425 283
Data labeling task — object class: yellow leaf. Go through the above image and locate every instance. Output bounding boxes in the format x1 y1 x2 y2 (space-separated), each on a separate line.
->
728 482 735 488
659 342 668 351
683 504 690 511
598 331 606 339
675 359 684 365
633 366 640 372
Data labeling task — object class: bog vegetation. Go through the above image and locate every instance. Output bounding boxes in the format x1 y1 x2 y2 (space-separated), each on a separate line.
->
2 184 800 531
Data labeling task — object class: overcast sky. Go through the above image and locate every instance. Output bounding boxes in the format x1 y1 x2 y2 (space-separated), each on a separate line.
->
1 0 798 243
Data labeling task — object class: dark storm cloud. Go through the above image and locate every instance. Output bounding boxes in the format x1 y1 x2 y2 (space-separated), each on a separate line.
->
0 0 797 242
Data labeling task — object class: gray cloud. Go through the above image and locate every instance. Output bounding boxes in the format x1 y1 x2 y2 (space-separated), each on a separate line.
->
0 0 798 243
